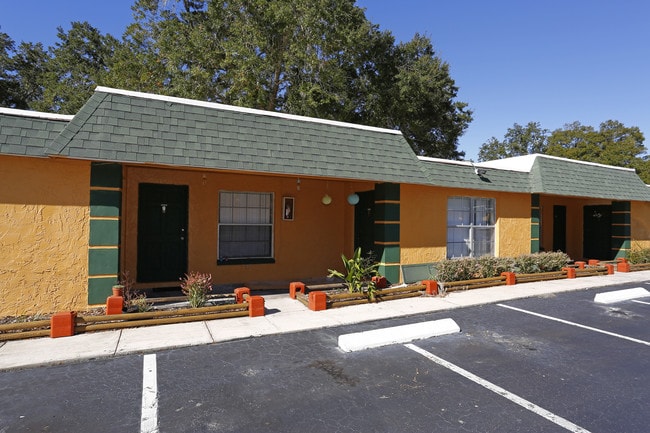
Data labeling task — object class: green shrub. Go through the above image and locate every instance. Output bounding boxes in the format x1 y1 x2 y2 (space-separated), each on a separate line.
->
435 257 478 282
435 252 571 282
475 256 513 279
180 272 213 308
628 246 650 264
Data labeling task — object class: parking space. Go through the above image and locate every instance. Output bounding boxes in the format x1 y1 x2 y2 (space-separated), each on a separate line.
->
1 284 648 432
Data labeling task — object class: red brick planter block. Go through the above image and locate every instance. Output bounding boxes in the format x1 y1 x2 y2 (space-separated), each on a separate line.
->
234 287 251 304
50 311 76 338
248 296 265 317
308 291 327 311
372 276 388 289
106 295 123 315
423 280 438 295
289 282 306 299
563 267 576 279
501 272 516 285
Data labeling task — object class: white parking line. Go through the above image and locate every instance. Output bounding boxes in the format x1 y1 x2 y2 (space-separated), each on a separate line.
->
141 354 159 433
497 304 650 346
404 344 592 433
632 299 650 306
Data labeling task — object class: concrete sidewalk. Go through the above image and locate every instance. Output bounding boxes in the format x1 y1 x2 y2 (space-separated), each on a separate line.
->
1 271 649 371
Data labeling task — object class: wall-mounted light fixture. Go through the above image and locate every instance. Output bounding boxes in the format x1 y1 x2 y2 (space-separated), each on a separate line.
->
347 193 360 205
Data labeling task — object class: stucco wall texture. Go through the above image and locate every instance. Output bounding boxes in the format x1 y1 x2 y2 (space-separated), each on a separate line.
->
632 201 650 250
123 166 372 288
0 156 90 316
400 185 531 264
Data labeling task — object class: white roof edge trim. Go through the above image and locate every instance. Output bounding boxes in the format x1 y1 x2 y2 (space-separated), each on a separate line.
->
94 86 404 136
531 153 636 172
418 156 526 173
0 106 74 121
418 156 474 166
479 153 636 173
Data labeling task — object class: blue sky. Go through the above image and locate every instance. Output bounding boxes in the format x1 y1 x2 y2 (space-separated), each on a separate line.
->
2 0 649 160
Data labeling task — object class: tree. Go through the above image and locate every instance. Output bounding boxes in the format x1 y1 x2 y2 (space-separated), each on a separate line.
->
387 34 472 158
478 120 650 183
105 0 471 159
547 120 649 182
2 0 472 158
478 122 548 161
34 22 119 114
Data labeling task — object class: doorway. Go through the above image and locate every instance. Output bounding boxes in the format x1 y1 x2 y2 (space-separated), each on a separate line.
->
553 205 566 252
137 183 189 282
583 205 612 260
354 190 375 254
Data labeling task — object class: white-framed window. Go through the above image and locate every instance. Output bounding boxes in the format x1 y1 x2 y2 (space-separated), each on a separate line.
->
447 196 495 258
218 191 273 262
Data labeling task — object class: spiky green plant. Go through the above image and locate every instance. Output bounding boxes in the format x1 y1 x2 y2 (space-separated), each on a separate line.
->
328 248 379 299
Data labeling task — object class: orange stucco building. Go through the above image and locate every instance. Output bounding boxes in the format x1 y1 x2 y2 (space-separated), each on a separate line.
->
2 87 650 316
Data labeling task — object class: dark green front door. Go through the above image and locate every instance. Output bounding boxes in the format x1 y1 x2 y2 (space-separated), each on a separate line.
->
553 205 566 252
583 205 612 260
354 190 375 254
137 183 188 283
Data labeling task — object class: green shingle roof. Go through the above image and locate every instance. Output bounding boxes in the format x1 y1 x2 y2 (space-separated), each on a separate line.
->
529 155 650 201
5 88 649 203
418 157 531 193
47 87 428 185
0 108 71 157
419 154 650 201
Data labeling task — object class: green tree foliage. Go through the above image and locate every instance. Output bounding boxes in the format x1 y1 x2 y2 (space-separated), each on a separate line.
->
36 22 119 114
478 121 548 161
1 23 118 114
546 120 649 182
478 120 650 183
1 0 472 159
0 33 23 108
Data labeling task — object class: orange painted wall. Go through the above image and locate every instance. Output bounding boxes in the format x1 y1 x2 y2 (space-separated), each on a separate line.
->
400 184 531 264
0 155 90 316
632 201 650 250
538 195 610 260
123 166 371 286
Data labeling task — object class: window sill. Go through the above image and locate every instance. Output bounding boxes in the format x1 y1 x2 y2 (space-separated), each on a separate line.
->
217 258 276 266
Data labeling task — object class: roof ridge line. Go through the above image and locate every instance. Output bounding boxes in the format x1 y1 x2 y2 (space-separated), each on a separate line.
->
0 106 73 121
94 86 404 136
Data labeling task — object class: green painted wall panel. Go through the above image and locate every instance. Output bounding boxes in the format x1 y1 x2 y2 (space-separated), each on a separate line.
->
378 244 400 263
88 277 118 304
530 224 540 239
378 264 400 284
375 203 400 222
611 224 631 237
88 248 119 276
89 220 120 246
90 190 122 217
375 223 400 243
530 239 540 253
90 162 122 187
375 183 400 201
531 208 540 225
531 193 540 207
612 201 631 212
611 212 631 225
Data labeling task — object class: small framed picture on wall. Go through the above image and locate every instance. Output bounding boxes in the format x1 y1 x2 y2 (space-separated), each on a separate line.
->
283 197 295 221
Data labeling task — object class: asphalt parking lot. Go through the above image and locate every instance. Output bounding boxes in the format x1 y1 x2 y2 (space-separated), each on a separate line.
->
1 283 648 432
